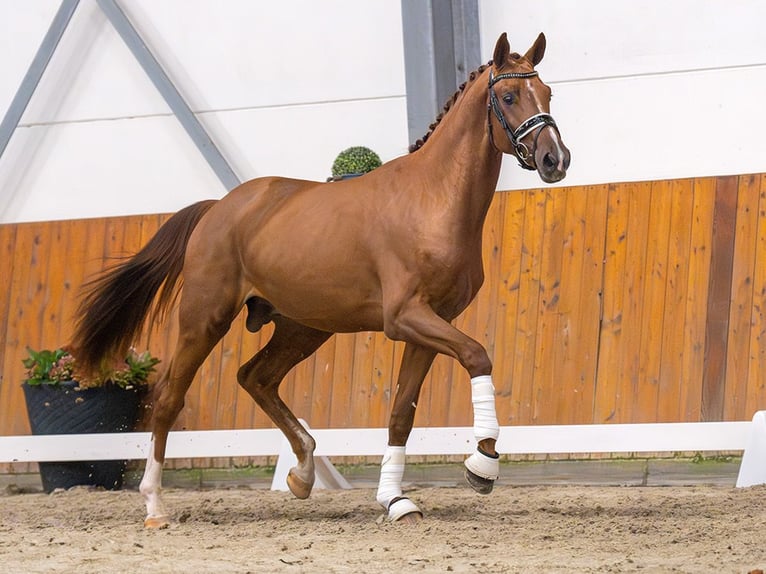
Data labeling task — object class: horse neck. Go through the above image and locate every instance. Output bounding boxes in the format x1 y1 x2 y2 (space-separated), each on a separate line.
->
413 71 503 231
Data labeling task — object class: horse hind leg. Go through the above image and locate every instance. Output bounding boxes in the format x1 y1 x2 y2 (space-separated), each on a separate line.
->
237 316 331 499
140 295 237 528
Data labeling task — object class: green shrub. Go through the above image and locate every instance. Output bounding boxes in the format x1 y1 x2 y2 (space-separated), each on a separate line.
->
331 146 382 178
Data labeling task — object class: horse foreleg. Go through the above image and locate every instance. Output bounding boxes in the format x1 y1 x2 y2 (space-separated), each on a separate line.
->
237 316 331 500
384 300 500 496
378 343 436 522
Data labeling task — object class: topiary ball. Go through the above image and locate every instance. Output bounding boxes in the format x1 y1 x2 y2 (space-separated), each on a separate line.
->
331 146 382 178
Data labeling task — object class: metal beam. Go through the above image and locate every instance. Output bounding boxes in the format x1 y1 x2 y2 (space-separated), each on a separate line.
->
0 0 80 160
96 0 241 191
401 0 481 145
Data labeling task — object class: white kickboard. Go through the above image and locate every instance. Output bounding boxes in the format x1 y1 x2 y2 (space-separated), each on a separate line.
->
736 410 766 488
271 421 352 491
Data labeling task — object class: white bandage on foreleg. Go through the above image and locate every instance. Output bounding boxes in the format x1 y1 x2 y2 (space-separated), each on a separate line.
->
376 445 406 509
465 449 500 480
471 375 499 442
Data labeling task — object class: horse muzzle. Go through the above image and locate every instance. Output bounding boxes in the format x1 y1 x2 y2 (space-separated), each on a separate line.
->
535 131 570 183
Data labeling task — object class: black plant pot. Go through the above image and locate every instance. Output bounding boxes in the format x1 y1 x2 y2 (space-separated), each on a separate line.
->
327 173 364 182
22 381 146 493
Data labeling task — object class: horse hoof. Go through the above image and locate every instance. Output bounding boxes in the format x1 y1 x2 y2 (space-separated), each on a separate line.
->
144 515 171 529
287 469 314 499
388 497 423 522
396 510 424 524
465 467 495 495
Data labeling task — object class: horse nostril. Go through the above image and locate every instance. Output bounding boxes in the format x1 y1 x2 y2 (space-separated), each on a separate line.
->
543 152 556 170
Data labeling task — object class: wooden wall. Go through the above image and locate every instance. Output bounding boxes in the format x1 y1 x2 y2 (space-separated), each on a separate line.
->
2 174 765 446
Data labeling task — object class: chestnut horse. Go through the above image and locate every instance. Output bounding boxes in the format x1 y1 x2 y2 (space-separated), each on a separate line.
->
73 32 569 526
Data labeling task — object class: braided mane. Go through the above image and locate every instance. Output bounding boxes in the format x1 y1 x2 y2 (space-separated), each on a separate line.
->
408 60 493 153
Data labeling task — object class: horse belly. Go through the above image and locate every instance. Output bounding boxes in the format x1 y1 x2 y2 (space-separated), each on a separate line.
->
244 239 384 332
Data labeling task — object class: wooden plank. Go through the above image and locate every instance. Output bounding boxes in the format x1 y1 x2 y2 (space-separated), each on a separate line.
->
3 223 55 436
722 174 760 419
348 331 375 427
511 188 546 424
556 184 608 424
634 180 673 422
475 195 506 386
214 313 245 429
492 191 526 424
656 179 694 422
701 175 738 421
532 187 568 424
308 335 336 429
38 220 70 348
576 185 608 423
679 177 715 421
59 218 97 351
329 333 356 428
424 351 456 429
553 185 588 424
618 181 652 423
367 332 396 428
594 183 629 423
0 223 18 399
0 223 34 437
292 334 320 425
745 174 766 419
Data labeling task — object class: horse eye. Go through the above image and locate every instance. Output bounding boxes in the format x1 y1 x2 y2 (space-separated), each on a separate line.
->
502 94 514 105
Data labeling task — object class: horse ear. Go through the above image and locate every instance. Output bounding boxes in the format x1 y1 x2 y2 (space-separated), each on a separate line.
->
524 32 547 66
493 33 510 69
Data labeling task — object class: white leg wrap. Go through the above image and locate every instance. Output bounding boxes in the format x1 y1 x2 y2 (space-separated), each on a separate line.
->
465 376 500 482
376 445 421 521
376 446 405 509
471 375 499 442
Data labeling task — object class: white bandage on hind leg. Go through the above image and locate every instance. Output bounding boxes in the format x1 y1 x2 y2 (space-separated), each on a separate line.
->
470 375 499 442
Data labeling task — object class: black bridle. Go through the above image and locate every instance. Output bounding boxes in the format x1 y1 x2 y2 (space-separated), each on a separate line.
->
487 69 559 170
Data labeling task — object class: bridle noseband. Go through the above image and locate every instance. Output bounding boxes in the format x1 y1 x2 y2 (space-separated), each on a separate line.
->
487 69 559 170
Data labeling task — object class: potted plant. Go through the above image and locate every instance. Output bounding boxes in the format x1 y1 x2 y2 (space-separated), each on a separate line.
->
22 346 160 492
328 146 382 181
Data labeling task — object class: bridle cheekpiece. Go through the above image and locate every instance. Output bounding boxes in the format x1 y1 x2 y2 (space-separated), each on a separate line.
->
487 68 558 170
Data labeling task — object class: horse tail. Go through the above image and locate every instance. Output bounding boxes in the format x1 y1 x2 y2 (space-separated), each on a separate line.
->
72 199 217 373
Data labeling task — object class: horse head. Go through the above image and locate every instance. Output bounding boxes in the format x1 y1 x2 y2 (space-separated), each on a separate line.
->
488 32 570 183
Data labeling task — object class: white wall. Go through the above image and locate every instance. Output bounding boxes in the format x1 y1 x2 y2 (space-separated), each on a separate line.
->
479 0 766 191
1 1 765 223
0 0 408 222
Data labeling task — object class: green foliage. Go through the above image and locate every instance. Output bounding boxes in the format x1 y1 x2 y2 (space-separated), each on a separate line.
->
23 348 75 386
331 146 382 178
23 347 160 389
108 350 161 389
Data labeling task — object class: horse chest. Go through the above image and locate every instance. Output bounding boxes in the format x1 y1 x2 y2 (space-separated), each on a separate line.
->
414 244 484 316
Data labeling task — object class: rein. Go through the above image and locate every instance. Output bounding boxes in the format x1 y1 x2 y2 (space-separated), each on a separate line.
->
487 69 558 170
